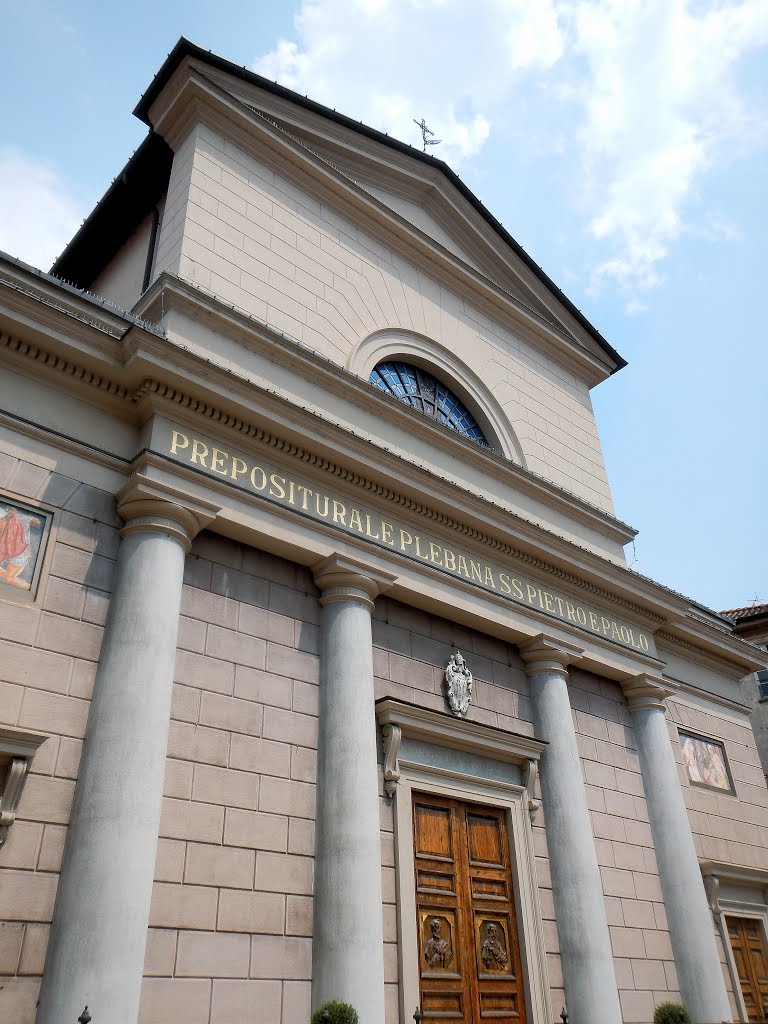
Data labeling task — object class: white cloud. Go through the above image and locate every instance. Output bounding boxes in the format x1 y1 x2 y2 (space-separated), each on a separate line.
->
0 149 84 272
255 0 563 163
573 0 768 305
255 0 768 309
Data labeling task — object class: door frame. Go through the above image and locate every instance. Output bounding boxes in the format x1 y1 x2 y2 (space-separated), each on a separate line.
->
702 861 768 1021
376 699 552 1024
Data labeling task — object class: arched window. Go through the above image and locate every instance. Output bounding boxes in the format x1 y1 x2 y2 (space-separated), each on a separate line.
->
369 361 490 448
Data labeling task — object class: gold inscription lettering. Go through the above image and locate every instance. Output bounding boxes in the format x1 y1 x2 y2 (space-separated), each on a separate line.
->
210 448 228 475
297 485 312 510
365 514 379 540
443 549 456 571
170 431 189 454
565 602 578 622
269 474 286 499
349 508 364 533
381 522 394 545
231 457 248 482
399 529 413 551
470 560 483 583
414 536 429 560
499 572 511 594
484 566 495 588
250 466 267 490
316 494 329 517
457 555 470 578
543 591 555 613
332 500 347 525
191 439 209 466
511 578 524 600
287 480 296 505
589 611 599 631
527 584 538 606
429 542 442 565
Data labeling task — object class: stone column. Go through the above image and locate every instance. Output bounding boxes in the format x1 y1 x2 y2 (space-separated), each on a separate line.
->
624 675 732 1022
520 635 622 1024
311 554 395 1024
37 481 215 1024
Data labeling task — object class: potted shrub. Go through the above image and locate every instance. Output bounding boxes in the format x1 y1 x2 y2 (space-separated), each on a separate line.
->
653 1002 691 1024
311 1000 359 1024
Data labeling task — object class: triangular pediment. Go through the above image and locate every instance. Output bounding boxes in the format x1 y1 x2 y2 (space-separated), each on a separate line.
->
136 45 624 375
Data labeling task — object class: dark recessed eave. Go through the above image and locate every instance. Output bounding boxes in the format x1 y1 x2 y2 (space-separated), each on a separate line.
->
134 37 626 374
50 132 173 287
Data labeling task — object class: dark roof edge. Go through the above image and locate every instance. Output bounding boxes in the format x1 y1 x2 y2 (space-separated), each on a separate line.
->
51 132 173 286
134 37 626 373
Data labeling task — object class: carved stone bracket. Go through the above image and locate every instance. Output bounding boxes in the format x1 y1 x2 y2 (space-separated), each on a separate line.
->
0 727 48 848
522 759 541 823
382 723 402 799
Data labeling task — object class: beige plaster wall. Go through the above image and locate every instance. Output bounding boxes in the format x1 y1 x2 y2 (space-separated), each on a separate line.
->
158 123 614 514
90 206 161 312
138 532 319 1024
0 450 119 1023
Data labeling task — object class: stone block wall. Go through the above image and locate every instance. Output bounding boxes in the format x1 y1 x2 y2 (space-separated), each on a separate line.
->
371 596 767 1023
0 449 119 1023
139 533 319 1024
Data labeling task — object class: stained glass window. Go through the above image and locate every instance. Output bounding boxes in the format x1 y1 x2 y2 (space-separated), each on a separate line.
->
369 361 490 448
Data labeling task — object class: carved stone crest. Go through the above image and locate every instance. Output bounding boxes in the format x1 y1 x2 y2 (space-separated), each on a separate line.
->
444 650 473 717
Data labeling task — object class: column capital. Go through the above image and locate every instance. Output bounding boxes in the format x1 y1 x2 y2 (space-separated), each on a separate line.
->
519 633 584 679
116 477 219 554
621 673 675 711
313 554 396 611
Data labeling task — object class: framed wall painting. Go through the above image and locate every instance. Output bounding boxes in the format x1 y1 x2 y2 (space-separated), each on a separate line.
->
678 729 735 795
0 497 52 599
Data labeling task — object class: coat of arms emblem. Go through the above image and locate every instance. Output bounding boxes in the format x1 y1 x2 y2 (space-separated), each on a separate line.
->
444 651 473 717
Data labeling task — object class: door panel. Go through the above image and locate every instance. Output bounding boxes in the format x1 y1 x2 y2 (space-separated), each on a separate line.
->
727 916 768 1021
414 794 527 1024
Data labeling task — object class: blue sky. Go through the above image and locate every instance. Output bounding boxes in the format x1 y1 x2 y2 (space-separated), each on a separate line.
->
2 0 766 613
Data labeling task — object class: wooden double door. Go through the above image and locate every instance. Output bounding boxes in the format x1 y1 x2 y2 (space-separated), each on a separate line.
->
727 916 768 1021
413 793 527 1023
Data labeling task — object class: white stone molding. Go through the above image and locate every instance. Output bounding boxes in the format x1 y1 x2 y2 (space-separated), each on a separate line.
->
116 475 220 553
700 862 768 1022
312 552 396 610
381 722 402 799
347 328 526 464
519 633 584 678
522 759 541 823
0 726 48 848
620 672 675 710
375 699 549 1024
375 698 547 782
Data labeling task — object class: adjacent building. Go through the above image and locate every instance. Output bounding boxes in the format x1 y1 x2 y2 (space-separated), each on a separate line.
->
1 38 767 1024
723 604 768 784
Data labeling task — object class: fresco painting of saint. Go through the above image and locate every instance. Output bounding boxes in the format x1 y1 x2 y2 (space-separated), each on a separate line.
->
0 503 45 591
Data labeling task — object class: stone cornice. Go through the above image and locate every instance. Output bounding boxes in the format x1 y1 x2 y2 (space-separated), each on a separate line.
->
375 697 546 766
191 56 617 366
2 279 761 675
145 64 614 387
657 622 766 676
313 553 396 610
135 274 636 547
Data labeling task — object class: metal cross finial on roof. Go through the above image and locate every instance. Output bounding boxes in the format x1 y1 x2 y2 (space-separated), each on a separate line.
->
413 118 442 153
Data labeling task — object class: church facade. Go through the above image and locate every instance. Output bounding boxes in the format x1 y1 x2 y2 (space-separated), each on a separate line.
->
1 38 767 1024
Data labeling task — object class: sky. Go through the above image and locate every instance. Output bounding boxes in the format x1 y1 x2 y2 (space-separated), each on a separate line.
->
1 0 766 613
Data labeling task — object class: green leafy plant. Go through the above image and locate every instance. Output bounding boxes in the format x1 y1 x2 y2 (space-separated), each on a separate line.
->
311 1000 359 1024
653 1001 691 1024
